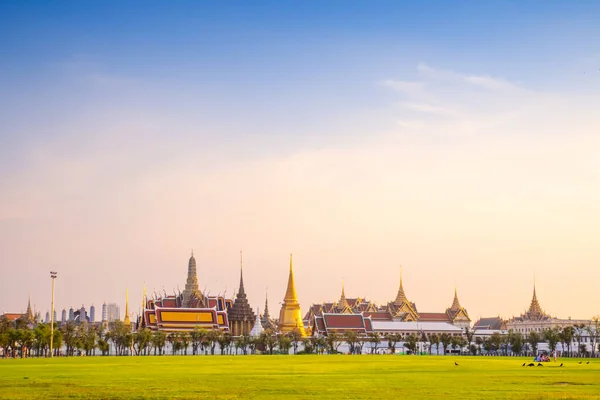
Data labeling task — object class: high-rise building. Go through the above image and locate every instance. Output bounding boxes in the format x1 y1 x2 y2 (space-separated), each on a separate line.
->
107 303 120 322
45 311 50 323
68 307 74 321
89 304 95 322
61 308 67 322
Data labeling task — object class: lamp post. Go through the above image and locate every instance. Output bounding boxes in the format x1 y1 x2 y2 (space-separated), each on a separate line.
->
50 271 57 358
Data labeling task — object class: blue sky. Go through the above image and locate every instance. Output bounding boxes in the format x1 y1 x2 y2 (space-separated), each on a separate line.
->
1 2 600 319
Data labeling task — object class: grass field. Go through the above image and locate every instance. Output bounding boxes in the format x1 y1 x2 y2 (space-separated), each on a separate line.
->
1 355 599 399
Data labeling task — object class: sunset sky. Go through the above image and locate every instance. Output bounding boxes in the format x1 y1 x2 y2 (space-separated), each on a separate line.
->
1 1 600 321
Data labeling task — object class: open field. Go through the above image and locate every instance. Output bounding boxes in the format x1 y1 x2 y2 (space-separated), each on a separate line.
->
1 355 599 400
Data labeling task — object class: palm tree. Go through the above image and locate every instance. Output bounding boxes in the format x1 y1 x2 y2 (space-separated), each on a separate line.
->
289 328 302 355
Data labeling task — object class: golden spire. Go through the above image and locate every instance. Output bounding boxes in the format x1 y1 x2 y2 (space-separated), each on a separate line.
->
279 253 306 336
124 288 131 326
338 280 349 308
283 254 298 303
394 265 408 305
450 285 461 311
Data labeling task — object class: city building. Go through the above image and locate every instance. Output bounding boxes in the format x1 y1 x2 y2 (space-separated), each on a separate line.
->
107 303 120 322
89 304 95 322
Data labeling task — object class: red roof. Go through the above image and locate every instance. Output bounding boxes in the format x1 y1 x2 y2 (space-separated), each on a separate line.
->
419 312 451 322
363 311 393 320
324 314 364 329
315 316 326 333
364 318 373 332
2 313 24 321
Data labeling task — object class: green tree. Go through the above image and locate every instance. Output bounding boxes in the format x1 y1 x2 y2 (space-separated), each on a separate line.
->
152 331 167 355
190 327 207 355
368 332 381 354
508 331 524 355
489 332 503 354
559 326 574 357
289 328 302 355
386 333 400 354
430 333 440 355
206 330 220 355
543 328 560 354
587 316 599 358
439 333 452 355
527 331 541 355
61 321 77 356
277 334 292 354
217 332 232 355
343 331 360 354
325 332 341 354
404 334 418 354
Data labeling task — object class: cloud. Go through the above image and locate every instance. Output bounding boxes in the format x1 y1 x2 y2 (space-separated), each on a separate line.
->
379 79 426 97
417 62 521 91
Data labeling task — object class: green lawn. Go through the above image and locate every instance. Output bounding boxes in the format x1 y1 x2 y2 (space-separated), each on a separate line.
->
1 355 598 399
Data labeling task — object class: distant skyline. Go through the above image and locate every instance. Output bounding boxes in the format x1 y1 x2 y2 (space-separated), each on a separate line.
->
1 1 600 320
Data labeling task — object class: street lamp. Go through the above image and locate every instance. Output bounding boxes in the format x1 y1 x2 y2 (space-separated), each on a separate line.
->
50 271 57 358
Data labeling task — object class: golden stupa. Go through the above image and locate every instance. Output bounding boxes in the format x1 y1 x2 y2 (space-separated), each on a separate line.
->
278 254 306 336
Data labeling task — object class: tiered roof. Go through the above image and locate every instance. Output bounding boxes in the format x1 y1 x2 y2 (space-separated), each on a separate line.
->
228 253 255 323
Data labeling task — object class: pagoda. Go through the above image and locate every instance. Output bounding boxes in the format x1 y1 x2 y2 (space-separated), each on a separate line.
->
444 286 471 328
261 291 277 330
521 285 550 321
386 268 419 321
249 308 264 337
228 252 256 336
278 254 306 336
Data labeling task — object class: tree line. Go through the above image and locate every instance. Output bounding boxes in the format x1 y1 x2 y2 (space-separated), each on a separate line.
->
1 315 598 358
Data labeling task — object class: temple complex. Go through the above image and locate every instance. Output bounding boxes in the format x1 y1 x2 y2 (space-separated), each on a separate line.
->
304 269 471 330
278 254 306 336
228 252 256 336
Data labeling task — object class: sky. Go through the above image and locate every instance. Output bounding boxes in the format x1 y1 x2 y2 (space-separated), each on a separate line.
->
1 1 600 322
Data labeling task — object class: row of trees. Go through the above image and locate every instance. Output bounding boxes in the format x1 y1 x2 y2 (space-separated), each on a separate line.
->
2 316 599 358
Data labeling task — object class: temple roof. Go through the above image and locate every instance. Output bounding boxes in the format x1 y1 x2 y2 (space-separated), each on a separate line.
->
393 268 408 306
419 312 452 322
449 287 461 312
473 317 505 330
229 253 255 321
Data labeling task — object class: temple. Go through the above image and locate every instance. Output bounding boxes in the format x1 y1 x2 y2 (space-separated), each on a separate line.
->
278 254 306 336
142 252 232 333
228 252 256 336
